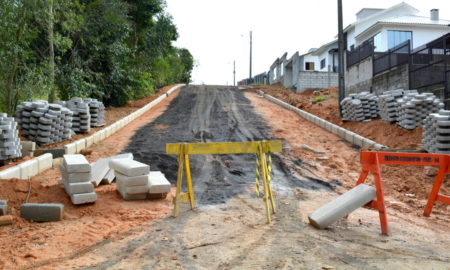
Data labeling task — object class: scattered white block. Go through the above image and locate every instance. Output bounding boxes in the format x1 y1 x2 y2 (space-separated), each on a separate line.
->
116 172 149 186
70 192 97 205
109 159 149 177
63 154 91 173
63 180 94 194
148 171 171 194
308 184 376 229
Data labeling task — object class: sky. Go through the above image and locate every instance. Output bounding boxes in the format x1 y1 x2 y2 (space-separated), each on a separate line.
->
165 0 450 85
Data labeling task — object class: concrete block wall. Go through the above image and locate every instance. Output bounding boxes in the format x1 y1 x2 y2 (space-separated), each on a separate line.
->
372 64 409 96
296 71 338 93
0 84 184 180
257 90 387 150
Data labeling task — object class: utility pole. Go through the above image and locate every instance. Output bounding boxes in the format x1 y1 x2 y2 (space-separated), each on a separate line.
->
337 0 345 117
233 60 236 86
249 31 253 83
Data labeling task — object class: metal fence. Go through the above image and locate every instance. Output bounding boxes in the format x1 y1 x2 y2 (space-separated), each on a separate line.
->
346 40 374 68
373 40 410 76
409 33 450 105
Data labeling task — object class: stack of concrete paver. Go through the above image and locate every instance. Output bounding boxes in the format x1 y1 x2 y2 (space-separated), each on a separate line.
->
397 92 444 130
378 89 407 122
422 110 450 154
58 97 91 133
0 114 22 160
340 92 379 121
60 154 97 205
83 98 105 127
110 159 151 200
15 101 73 145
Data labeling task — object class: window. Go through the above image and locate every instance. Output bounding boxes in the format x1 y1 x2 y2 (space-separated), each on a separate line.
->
388 30 412 50
320 59 326 69
305 62 315 71
373 32 383 52
280 63 284 76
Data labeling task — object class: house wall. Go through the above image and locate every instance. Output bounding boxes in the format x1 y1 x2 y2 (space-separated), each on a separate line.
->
296 71 338 93
358 25 450 52
303 54 319 71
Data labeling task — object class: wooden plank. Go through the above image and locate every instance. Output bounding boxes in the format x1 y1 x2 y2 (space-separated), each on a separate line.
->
166 141 282 155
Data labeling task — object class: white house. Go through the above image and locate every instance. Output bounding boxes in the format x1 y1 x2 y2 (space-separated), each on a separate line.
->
345 2 450 52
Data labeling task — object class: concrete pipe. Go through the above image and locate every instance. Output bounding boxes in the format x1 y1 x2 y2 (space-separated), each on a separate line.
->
308 184 376 229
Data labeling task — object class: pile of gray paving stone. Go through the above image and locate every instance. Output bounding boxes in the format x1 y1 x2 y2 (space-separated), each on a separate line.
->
15 101 73 145
110 159 171 200
57 97 91 133
340 92 379 121
0 114 21 160
378 89 408 122
60 154 97 205
422 110 450 154
83 98 105 127
397 92 444 130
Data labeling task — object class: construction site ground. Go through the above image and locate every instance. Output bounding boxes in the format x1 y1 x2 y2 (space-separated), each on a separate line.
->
0 85 449 269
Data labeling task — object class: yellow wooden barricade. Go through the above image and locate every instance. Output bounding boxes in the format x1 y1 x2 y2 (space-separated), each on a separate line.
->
166 140 282 223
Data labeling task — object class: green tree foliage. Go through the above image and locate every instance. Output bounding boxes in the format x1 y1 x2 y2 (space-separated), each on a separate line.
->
0 0 193 111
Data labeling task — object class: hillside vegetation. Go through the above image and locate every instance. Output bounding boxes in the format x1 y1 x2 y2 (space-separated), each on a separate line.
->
0 0 193 112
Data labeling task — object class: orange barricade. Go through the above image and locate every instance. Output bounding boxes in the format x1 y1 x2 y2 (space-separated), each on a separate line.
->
354 151 450 235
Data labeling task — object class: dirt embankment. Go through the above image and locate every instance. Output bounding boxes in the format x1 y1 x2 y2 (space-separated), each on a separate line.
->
0 89 179 269
256 85 423 149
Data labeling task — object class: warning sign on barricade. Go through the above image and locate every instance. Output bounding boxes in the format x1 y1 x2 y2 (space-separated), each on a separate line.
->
353 151 450 235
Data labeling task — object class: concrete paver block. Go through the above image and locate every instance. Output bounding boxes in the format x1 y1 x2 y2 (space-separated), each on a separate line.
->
64 143 76 154
148 171 171 194
20 203 64 222
37 153 53 173
0 166 21 179
63 154 91 173
118 189 147 200
60 163 92 182
109 159 149 177
116 172 149 186
117 181 148 194
63 180 94 195
70 192 97 205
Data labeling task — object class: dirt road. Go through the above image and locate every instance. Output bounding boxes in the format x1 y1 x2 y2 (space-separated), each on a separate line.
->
36 86 450 269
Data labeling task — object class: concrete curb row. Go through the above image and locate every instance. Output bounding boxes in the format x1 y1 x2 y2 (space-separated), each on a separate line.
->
0 84 184 180
256 90 388 150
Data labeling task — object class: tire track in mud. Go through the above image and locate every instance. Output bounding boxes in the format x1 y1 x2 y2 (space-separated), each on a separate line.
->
124 85 330 206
